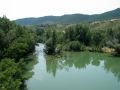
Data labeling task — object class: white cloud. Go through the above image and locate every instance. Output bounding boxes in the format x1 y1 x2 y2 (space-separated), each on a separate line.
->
0 0 120 20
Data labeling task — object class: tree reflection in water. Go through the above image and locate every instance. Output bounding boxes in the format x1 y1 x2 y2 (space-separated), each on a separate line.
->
46 52 120 81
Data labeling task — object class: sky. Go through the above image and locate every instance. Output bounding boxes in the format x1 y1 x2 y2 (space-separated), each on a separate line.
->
0 0 120 20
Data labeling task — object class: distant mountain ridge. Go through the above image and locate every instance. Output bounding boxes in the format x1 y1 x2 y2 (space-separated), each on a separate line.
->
15 8 120 25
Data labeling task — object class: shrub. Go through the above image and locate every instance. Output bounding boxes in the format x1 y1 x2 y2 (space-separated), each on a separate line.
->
63 41 84 51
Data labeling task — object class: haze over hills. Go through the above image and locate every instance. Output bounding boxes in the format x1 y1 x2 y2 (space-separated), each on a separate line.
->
15 8 120 25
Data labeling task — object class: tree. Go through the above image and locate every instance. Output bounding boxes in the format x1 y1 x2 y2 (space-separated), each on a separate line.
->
75 24 91 46
45 30 57 54
92 31 105 47
0 16 37 89
0 58 22 90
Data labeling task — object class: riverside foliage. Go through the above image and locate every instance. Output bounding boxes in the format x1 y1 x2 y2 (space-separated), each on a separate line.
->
0 16 37 90
43 21 120 56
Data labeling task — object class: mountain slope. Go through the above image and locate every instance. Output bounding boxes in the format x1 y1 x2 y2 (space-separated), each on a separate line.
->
15 8 120 25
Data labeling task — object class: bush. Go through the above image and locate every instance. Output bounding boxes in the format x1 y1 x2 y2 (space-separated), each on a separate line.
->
114 44 120 56
63 41 84 51
45 30 57 55
45 38 54 54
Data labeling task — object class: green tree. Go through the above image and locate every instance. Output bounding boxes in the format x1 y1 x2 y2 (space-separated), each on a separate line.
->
92 31 105 47
0 58 22 90
45 30 57 54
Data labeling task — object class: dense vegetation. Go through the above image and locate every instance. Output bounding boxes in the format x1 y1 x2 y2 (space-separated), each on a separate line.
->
43 20 120 56
0 16 37 90
15 8 120 25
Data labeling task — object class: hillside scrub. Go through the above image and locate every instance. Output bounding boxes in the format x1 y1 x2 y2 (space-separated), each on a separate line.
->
43 23 120 56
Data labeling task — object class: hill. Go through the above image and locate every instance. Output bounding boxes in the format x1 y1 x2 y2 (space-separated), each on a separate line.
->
15 8 120 25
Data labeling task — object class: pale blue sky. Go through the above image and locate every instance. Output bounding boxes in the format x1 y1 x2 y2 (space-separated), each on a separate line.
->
0 0 120 20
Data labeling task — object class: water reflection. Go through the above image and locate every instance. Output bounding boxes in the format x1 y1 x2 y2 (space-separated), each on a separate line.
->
46 52 120 81
104 56 120 81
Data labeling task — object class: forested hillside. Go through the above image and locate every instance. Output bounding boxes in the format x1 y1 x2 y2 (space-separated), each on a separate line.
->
15 8 120 25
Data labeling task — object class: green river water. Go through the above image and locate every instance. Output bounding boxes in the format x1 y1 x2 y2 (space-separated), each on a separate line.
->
26 44 120 90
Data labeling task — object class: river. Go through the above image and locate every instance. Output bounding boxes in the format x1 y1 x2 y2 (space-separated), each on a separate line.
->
26 43 120 90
